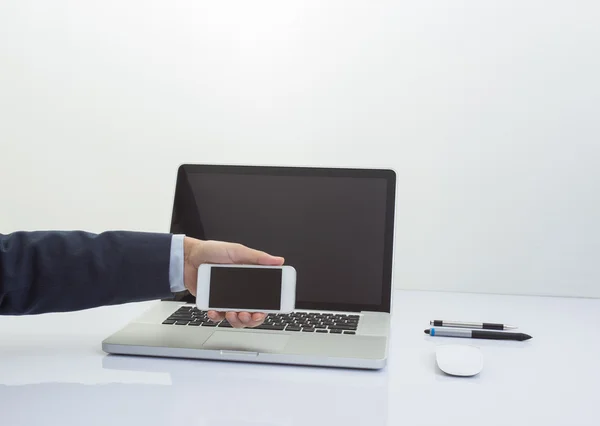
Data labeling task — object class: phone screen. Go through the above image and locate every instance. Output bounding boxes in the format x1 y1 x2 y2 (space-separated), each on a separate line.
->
209 267 282 310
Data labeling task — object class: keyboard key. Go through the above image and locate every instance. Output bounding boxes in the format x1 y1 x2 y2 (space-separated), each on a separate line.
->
330 329 343 334
188 322 201 326
344 331 356 335
218 322 233 328
328 325 357 331
201 322 217 327
175 321 189 325
286 326 301 331
162 320 176 325
302 328 315 332
316 329 328 333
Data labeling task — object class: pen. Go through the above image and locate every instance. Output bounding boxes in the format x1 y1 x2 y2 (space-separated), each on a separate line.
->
424 327 532 341
430 320 517 330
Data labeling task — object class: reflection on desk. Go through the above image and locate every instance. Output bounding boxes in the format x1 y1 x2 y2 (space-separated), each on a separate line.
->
1 355 389 426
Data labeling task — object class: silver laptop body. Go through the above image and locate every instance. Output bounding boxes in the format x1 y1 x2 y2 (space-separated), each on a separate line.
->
103 164 396 369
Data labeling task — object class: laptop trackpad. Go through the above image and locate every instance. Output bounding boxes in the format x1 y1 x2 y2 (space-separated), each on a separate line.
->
202 331 290 353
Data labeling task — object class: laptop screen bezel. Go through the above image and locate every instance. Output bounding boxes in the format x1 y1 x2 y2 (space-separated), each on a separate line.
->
169 164 396 314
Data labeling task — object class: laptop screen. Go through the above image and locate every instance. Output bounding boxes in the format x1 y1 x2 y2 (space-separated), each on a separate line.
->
170 165 395 313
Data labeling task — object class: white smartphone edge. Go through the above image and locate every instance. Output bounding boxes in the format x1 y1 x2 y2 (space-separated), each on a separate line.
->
195 264 296 314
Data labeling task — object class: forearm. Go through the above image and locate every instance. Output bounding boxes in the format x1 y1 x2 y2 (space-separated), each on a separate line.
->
0 230 174 315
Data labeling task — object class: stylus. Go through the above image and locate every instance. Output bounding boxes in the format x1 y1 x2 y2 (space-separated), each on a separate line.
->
424 328 532 341
430 320 517 330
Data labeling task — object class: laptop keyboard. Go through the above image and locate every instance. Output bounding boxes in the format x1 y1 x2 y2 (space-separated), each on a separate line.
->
162 306 359 335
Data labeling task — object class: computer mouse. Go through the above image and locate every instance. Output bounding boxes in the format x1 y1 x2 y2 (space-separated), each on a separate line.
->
435 344 483 377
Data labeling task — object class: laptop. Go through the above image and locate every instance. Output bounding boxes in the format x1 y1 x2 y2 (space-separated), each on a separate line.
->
102 164 396 369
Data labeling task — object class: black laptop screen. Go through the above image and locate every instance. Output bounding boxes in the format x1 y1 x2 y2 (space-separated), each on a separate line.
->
170 165 395 313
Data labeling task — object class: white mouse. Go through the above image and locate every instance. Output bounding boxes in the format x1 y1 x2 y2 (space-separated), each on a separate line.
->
435 344 483 377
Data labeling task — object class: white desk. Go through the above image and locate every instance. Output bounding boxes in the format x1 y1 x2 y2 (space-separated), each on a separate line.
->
1 290 599 426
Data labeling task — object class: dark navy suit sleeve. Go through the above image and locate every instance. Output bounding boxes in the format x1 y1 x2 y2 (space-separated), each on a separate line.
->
0 231 173 315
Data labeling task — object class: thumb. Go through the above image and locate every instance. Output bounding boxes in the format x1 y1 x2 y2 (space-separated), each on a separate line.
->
228 243 285 266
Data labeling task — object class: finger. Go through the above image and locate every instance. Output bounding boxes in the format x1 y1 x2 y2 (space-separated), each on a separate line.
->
252 312 266 322
248 312 266 327
226 311 244 329
238 312 253 325
207 310 225 322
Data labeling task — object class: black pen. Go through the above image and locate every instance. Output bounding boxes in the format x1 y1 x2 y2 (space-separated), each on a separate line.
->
430 320 517 330
425 327 532 341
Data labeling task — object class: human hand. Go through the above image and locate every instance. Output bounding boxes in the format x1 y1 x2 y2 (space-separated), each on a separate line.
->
183 237 284 328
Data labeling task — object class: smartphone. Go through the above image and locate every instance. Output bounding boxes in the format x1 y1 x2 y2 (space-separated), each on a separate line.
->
196 264 296 314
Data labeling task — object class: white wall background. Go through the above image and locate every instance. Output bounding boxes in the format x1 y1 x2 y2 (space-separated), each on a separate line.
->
1 0 599 298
